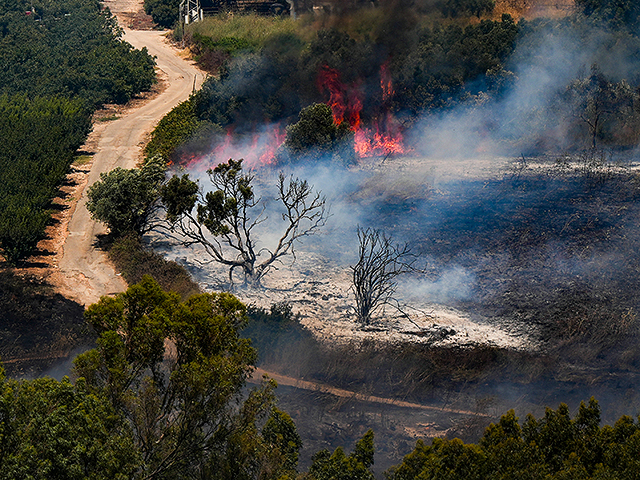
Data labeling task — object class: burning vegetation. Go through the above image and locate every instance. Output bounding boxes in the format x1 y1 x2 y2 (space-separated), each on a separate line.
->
90 0 640 472
136 0 640 384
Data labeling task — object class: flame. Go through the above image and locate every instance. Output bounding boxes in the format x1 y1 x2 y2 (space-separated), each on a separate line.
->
317 63 408 158
179 126 286 171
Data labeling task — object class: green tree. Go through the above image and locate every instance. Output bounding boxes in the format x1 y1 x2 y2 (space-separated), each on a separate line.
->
305 430 376 480
86 156 167 237
161 158 328 286
74 275 300 479
282 103 355 164
386 398 640 480
0 367 139 479
144 0 180 29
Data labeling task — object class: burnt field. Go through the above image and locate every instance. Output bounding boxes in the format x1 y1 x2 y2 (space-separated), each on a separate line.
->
148 149 640 472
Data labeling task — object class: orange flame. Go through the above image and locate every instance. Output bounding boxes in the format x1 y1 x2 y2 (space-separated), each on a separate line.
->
317 64 408 158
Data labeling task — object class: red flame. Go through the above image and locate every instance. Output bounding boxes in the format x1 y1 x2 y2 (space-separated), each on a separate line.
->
317 63 408 158
180 125 285 171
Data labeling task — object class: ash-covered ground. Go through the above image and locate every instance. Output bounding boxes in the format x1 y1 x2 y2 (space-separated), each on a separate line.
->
151 151 640 473
153 154 544 352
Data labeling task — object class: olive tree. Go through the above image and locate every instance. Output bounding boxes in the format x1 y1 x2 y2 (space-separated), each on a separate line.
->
161 158 327 286
351 227 414 324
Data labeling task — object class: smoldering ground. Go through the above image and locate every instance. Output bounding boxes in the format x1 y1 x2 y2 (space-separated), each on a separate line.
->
150 4 640 472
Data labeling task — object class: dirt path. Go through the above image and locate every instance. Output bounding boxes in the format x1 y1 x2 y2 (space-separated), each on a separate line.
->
47 2 204 306
250 368 490 417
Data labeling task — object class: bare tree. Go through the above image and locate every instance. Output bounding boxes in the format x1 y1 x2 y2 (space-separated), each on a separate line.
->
351 227 414 324
161 158 327 286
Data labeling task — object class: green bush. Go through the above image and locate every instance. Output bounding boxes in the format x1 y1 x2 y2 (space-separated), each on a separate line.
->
108 235 201 301
144 0 180 28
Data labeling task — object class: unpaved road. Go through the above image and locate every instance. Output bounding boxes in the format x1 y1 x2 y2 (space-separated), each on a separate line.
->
250 368 489 417
52 2 204 306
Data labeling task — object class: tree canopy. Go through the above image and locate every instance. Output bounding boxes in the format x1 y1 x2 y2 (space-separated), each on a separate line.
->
0 0 156 263
86 156 167 237
387 398 640 480
72 275 302 479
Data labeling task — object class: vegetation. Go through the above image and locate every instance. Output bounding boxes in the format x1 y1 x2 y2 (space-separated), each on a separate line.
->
0 371 140 479
144 0 180 29
0 0 155 264
575 0 640 31
0 0 155 106
107 235 201 301
144 96 223 163
86 156 167 237
0 95 91 263
161 158 328 285
152 9 522 165
148 0 640 165
351 228 414 325
281 103 355 164
388 398 640 479
72 276 302 479
304 429 376 480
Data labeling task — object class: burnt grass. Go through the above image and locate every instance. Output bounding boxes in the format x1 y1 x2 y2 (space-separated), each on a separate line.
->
362 156 640 373
242 156 640 460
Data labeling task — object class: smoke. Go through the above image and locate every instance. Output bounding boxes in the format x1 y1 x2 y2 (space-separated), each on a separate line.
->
411 17 640 159
400 265 475 303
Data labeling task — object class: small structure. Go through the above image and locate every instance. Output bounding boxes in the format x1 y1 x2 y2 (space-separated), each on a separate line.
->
180 0 291 23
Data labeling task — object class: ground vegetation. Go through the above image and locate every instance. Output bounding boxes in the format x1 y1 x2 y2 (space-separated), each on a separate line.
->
154 9 520 164
151 1 640 165
0 0 155 106
107 234 201 301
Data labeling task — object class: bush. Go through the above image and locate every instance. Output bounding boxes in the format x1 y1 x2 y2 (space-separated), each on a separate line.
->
144 0 180 28
107 235 201 301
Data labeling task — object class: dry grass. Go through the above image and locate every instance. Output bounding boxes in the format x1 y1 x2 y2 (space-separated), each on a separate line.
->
185 13 308 47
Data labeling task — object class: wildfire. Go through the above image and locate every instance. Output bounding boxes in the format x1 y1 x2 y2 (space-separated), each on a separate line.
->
181 125 286 171
317 63 408 158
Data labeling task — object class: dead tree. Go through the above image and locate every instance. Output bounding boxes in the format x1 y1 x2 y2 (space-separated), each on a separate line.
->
161 158 327 286
351 227 414 324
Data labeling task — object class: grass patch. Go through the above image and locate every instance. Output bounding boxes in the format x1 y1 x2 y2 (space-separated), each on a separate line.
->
108 235 200 301
72 155 92 166
95 114 119 122
186 13 309 48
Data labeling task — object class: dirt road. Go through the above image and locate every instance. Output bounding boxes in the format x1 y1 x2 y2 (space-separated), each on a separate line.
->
53 2 204 306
